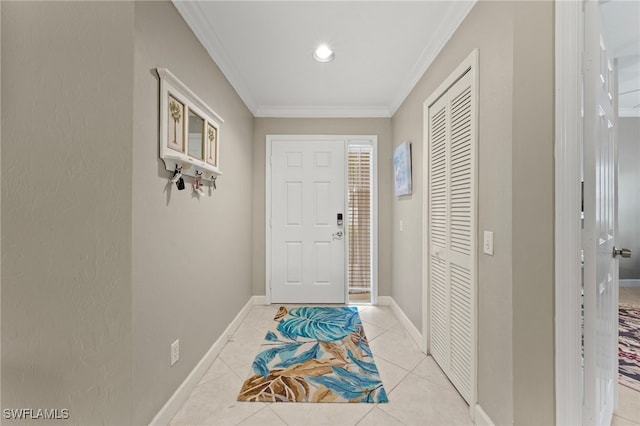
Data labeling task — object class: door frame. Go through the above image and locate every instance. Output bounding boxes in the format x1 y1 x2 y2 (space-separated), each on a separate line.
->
554 1 584 424
421 49 478 415
265 135 379 305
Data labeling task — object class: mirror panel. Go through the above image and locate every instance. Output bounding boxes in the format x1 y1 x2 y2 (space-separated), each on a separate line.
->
187 109 204 160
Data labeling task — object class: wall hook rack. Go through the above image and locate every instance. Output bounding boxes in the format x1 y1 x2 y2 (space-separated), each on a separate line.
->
157 67 223 181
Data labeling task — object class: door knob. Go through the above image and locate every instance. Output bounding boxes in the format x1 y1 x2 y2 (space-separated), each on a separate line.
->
332 231 343 238
613 247 632 258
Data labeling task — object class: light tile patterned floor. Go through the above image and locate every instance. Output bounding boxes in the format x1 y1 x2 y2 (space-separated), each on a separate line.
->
170 304 472 426
615 287 640 426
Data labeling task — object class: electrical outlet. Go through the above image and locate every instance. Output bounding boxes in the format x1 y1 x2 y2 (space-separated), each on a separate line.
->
171 339 179 366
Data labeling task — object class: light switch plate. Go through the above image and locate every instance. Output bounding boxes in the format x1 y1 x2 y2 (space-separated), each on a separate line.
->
483 231 494 256
171 339 180 366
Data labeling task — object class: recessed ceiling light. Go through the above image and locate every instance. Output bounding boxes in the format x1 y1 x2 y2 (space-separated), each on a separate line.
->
313 44 335 63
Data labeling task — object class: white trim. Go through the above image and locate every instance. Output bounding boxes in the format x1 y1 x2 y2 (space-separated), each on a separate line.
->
474 405 496 426
265 135 272 305
554 2 584 425
370 139 379 305
172 1 475 119
255 105 391 118
387 298 423 349
422 49 478 409
377 295 392 306
388 0 476 115
149 296 260 426
172 1 259 114
265 135 378 305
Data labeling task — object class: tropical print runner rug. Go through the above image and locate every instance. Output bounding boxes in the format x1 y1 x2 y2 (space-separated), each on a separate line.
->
238 306 388 403
620 304 640 392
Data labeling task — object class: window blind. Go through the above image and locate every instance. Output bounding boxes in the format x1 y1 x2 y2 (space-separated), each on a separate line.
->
348 145 372 293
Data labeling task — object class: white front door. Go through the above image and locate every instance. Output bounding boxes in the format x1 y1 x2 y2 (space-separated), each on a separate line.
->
268 137 346 304
583 1 618 424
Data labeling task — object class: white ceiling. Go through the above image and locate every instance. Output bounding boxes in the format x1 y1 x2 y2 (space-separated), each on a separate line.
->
173 1 639 118
172 1 476 118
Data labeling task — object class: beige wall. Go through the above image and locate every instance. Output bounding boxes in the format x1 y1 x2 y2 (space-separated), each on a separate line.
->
391 1 515 423
390 1 555 424
511 2 555 424
252 118 392 298
1 2 134 424
618 117 640 279
132 2 255 424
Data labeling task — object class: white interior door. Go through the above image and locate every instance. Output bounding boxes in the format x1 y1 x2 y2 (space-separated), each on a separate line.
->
583 1 618 424
268 137 346 304
426 56 477 406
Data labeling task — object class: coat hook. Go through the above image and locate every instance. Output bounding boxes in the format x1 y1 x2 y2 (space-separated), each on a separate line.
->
211 175 217 190
195 170 203 177
193 176 205 196
170 167 183 183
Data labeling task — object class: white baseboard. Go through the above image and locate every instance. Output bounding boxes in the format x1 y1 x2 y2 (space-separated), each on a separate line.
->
149 296 260 426
386 297 423 349
377 295 392 306
474 404 495 426
253 295 266 305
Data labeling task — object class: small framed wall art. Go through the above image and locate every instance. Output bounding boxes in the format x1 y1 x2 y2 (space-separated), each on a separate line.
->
157 68 223 179
393 141 412 196
206 123 218 167
167 95 185 153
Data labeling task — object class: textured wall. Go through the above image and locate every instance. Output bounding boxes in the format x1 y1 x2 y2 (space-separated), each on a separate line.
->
510 2 555 424
132 2 255 424
1 2 134 424
390 1 516 423
618 117 640 280
252 118 392 298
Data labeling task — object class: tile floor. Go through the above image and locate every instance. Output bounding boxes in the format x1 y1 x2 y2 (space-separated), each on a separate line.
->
170 304 472 426
615 287 640 426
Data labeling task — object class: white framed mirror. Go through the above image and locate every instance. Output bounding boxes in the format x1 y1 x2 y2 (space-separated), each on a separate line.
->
157 68 223 180
187 109 205 161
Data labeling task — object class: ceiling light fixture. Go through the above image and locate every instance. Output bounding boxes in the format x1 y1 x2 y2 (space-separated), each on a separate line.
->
313 44 335 63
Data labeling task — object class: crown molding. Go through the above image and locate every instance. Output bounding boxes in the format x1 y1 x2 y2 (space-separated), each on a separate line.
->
388 0 476 116
173 0 475 119
254 105 391 118
172 1 259 115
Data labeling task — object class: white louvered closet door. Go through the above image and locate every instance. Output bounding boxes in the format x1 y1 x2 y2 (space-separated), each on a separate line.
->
428 68 476 405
